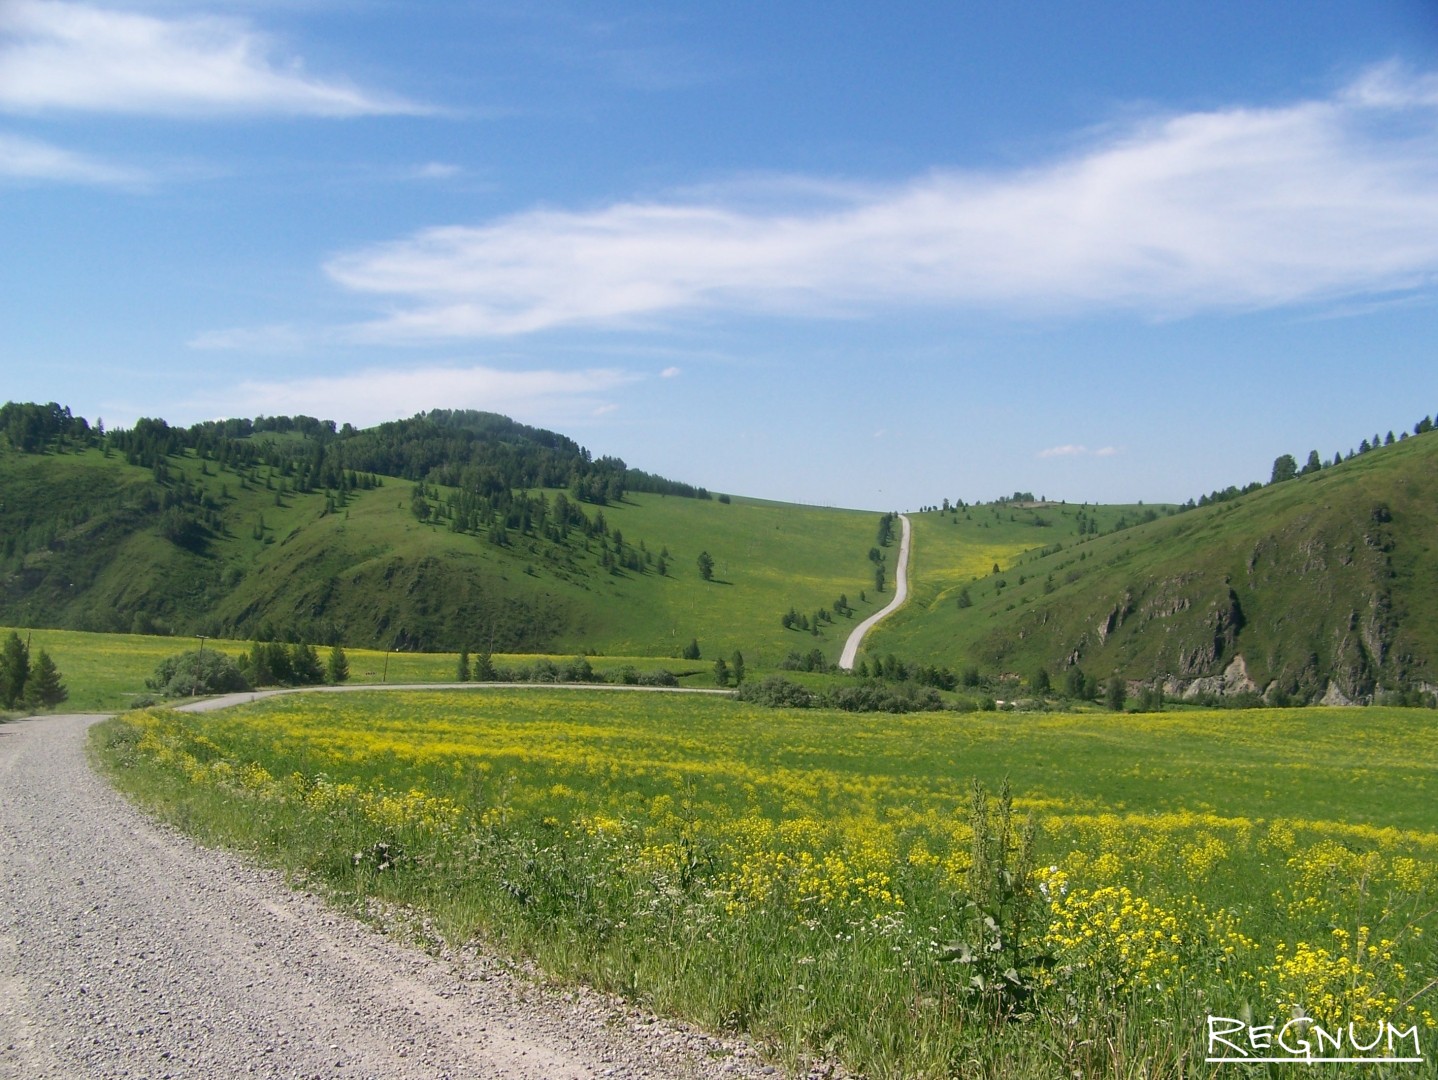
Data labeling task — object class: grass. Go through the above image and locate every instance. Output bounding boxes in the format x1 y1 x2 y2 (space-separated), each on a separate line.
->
94 690 1438 1078
0 624 730 713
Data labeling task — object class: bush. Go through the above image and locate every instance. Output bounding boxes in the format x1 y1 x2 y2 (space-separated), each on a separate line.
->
147 650 251 698
736 675 813 708
822 682 945 714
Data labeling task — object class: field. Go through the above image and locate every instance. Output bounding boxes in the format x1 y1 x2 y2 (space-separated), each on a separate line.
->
0 624 743 713
94 690 1438 1078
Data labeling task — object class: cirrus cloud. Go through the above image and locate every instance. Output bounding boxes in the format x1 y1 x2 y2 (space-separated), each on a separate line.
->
186 364 644 430
1037 445 1122 459
323 64 1438 341
0 130 146 184
0 1 429 117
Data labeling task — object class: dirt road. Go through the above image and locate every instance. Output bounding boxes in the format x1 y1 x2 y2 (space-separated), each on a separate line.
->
0 711 777 1080
838 513 911 670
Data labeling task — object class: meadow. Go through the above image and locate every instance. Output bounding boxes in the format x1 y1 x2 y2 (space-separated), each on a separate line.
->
94 690 1438 1078
0 624 731 712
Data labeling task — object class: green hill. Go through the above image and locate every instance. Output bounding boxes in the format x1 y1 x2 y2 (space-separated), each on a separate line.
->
6 401 1438 703
0 405 885 667
868 431 1438 703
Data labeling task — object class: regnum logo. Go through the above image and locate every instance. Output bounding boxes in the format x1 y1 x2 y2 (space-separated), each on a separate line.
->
1207 1015 1424 1065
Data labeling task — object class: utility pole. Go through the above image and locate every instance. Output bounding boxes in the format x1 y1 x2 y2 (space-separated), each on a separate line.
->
194 635 207 698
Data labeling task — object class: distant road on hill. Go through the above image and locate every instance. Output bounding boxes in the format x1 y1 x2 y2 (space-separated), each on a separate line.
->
839 512 911 670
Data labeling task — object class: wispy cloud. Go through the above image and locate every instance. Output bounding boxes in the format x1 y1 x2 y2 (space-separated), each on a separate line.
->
660 365 681 378
407 161 462 181
0 1 429 117
186 364 643 429
1037 444 1122 459
186 323 314 353
322 64 1438 340
0 130 146 184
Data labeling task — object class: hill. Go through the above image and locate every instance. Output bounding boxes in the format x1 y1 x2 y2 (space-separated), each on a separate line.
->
7 401 1438 703
0 404 887 666
867 428 1438 703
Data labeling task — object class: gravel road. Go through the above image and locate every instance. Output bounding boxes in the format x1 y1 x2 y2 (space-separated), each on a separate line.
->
838 513 911 670
0 712 787 1080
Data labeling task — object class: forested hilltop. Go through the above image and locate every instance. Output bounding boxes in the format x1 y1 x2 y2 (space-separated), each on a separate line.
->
1 403 709 504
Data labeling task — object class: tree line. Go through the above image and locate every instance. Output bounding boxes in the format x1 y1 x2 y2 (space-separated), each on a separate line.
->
0 404 709 511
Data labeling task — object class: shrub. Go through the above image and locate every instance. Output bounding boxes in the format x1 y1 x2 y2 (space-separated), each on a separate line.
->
147 650 251 698
736 675 813 708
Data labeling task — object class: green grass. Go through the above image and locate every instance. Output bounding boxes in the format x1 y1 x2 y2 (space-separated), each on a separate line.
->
94 690 1438 1078
0 624 739 713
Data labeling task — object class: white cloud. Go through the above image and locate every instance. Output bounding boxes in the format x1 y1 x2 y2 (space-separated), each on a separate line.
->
0 1 428 117
187 364 642 429
0 130 145 184
1037 444 1122 460
323 65 1438 340
186 323 312 353
408 161 462 181
659 365 681 378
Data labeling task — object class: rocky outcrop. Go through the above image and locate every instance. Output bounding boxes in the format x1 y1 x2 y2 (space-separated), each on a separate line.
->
1164 655 1258 700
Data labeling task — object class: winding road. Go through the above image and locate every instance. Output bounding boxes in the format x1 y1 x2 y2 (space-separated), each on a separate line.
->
0 706 779 1080
838 513 912 670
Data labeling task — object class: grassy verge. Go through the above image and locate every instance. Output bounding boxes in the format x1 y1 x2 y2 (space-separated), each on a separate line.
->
93 692 1438 1078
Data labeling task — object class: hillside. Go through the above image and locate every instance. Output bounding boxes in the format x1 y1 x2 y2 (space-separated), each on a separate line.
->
8 401 1438 702
867 429 1438 703
0 405 887 666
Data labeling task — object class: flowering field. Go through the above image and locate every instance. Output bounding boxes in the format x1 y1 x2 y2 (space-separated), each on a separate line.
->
95 693 1438 1078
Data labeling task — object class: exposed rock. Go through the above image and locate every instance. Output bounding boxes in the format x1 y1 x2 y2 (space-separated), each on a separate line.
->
1320 681 1356 706
1166 655 1258 700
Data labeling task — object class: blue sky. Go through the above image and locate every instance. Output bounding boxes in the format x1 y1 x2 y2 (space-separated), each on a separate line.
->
4 1 1438 510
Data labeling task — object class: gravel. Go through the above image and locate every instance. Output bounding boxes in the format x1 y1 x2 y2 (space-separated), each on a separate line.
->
0 713 800 1080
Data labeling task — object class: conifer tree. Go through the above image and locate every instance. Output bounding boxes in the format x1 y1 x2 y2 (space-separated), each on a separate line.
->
0 631 29 709
326 645 350 684
23 649 66 709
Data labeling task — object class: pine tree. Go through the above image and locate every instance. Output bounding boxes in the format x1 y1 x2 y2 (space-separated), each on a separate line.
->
23 649 66 709
713 657 730 687
326 645 350 684
473 651 496 681
0 631 29 709
730 649 745 685
457 648 471 682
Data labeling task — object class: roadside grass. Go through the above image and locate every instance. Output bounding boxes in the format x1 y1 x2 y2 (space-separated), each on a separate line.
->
94 691 1438 1078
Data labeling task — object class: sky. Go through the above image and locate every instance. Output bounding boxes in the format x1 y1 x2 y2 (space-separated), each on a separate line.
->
4 1 1438 511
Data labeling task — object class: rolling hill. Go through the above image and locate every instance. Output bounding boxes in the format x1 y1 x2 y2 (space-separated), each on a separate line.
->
867 429 1438 703
4 401 1438 702
0 405 887 668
